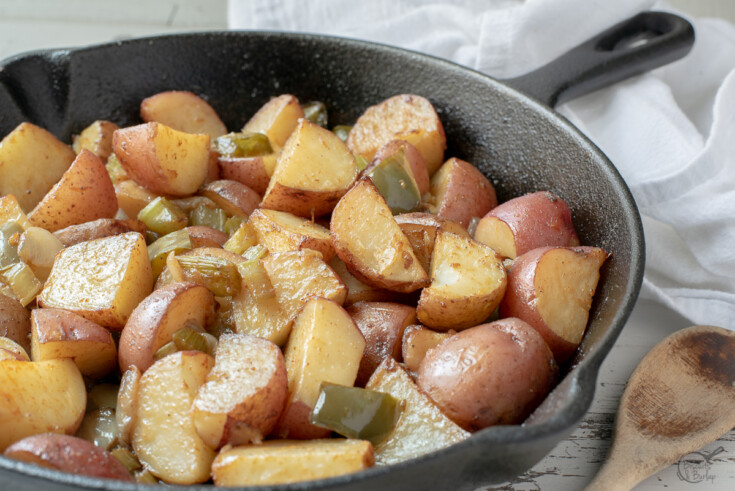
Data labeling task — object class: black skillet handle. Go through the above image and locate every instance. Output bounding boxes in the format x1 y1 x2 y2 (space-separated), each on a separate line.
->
503 11 694 108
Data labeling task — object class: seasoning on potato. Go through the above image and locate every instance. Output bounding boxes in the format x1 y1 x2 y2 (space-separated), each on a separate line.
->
0 89 609 485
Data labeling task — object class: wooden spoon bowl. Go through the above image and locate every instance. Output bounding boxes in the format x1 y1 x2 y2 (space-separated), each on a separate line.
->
586 325 735 490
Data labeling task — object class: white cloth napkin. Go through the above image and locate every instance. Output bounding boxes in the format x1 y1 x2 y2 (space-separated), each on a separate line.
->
229 0 735 330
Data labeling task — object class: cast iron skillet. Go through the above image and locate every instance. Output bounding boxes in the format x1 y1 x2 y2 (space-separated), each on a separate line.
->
0 11 693 491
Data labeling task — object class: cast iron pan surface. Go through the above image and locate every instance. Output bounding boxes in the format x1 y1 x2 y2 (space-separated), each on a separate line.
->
0 11 693 491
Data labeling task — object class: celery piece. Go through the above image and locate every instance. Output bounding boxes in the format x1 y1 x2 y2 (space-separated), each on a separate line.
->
354 155 369 172
224 215 246 236
76 407 118 451
213 132 272 158
153 341 178 361
223 221 258 255
333 125 352 142
366 151 421 215
0 221 23 269
135 469 159 484
176 254 242 297
303 101 328 127
190 204 227 233
311 383 402 444
0 261 41 306
111 445 142 472
138 197 188 236
88 383 120 410
172 325 210 354
148 229 192 279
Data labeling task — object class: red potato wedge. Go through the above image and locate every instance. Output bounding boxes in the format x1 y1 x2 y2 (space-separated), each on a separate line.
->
417 318 558 430
186 225 228 248
474 191 580 259
38 232 153 330
275 297 365 439
428 157 498 229
28 149 118 232
0 122 76 212
0 294 31 354
4 434 133 481
250 208 335 261
133 350 216 484
347 302 416 387
0 337 30 362
200 179 261 217
218 154 276 195
499 246 610 363
0 358 86 451
401 324 453 372
417 231 507 330
347 94 447 175
118 282 216 373
31 308 117 380
112 122 210 196
365 357 469 465
114 180 158 219
328 257 394 306
192 333 288 449
331 178 429 293
261 118 359 218
263 250 348 322
369 140 430 196
72 120 119 161
212 439 374 486
394 212 469 273
242 94 304 149
53 218 146 247
141 90 227 139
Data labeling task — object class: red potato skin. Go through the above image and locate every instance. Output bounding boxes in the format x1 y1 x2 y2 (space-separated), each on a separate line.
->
186 226 228 248
273 400 332 440
498 246 600 363
4 434 133 481
202 179 262 217
483 191 579 256
417 318 557 431
369 140 430 196
219 156 271 195
347 302 416 387
433 158 497 228
0 295 31 354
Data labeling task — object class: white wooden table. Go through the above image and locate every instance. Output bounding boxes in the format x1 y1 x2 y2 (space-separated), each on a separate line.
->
2 1 734 490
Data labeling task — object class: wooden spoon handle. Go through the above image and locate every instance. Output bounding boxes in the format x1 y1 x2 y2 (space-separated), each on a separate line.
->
583 451 647 491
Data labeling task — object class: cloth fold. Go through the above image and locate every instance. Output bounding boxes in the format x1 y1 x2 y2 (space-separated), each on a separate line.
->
229 0 735 330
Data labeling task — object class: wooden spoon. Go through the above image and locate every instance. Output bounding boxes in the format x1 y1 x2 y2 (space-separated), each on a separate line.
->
585 325 735 490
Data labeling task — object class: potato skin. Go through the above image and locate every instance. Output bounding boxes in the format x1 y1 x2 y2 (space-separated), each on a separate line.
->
369 140 430 196
4 433 133 481
0 294 31 354
417 318 557 431
53 218 146 247
430 157 497 228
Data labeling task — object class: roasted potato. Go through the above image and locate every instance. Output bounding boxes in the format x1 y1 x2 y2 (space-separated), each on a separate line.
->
347 301 416 386
500 246 610 363
250 208 335 261
192 333 288 449
140 90 227 138
0 336 29 361
118 282 216 373
347 94 446 175
4 434 133 481
133 350 216 484
261 119 359 218
428 157 497 228
417 230 507 330
212 439 374 486
370 140 430 196
242 94 304 149
401 324 453 372
394 212 469 273
366 357 469 465
200 179 261 218
72 120 120 161
38 232 153 330
219 154 277 195
417 318 558 430
331 178 429 293
275 297 365 439
53 218 146 247
28 149 118 232
0 122 76 212
0 294 31 353
0 358 86 451
113 122 210 196
474 191 580 259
